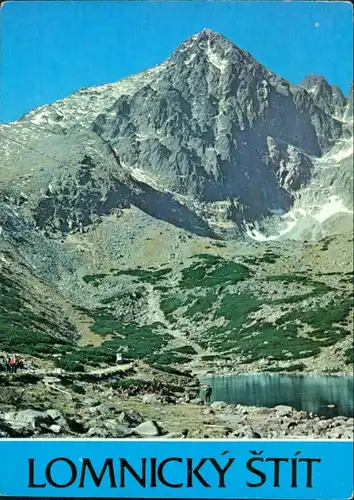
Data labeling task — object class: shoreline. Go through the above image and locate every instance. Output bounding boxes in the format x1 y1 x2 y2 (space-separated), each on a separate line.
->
195 369 353 378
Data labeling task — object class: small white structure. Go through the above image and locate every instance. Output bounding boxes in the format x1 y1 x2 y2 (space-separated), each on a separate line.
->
116 353 123 364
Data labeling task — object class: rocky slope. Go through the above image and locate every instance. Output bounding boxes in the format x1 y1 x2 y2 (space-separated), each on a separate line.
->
0 29 353 379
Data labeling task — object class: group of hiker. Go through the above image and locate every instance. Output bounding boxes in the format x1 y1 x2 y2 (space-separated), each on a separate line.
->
0 354 19 373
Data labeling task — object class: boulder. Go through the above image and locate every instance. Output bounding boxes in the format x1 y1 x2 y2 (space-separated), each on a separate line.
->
210 401 227 410
190 397 204 405
142 394 162 404
43 377 61 385
231 425 262 439
46 409 68 427
14 410 52 427
103 420 134 437
202 408 215 415
87 427 109 438
134 420 163 437
274 405 294 417
163 432 185 439
97 404 117 415
83 397 99 407
49 424 62 434
0 420 34 437
118 411 144 426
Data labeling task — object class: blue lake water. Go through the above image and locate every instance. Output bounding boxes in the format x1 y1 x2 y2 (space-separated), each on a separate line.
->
199 373 354 418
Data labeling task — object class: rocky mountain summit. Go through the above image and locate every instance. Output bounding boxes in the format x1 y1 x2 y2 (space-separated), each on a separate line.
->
0 29 352 240
0 30 353 381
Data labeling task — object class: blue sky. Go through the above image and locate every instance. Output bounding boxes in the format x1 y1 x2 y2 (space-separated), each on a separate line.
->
0 1 352 123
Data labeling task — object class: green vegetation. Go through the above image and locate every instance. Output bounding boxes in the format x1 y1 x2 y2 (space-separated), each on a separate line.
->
344 347 353 365
82 274 108 285
200 355 224 361
55 358 85 372
185 293 217 317
175 345 198 355
194 292 261 351
71 384 86 395
193 254 223 264
145 352 191 365
267 274 311 284
266 363 306 372
2 251 352 373
243 252 279 265
193 285 352 362
82 309 173 363
258 251 279 264
160 295 189 321
179 258 251 289
56 346 116 367
82 266 172 288
0 269 75 358
276 296 353 344
152 365 193 377
0 325 71 357
113 268 172 285
110 378 183 393
0 273 66 337
90 313 125 337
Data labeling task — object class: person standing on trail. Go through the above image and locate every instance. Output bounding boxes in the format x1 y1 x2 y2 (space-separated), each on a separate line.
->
205 384 212 404
9 354 17 373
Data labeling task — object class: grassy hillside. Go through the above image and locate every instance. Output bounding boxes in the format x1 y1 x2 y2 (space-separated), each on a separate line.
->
0 245 78 357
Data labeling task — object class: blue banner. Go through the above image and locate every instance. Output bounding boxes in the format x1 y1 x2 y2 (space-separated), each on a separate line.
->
0 439 352 499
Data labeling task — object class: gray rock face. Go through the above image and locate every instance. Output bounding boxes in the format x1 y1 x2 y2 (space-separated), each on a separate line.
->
92 30 342 221
0 30 351 243
300 75 347 118
12 409 52 426
343 82 353 121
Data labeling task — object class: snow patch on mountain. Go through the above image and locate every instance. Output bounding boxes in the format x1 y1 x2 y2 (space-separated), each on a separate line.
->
313 196 353 223
246 194 352 242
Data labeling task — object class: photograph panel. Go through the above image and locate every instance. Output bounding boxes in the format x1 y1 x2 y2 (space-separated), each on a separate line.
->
0 0 352 445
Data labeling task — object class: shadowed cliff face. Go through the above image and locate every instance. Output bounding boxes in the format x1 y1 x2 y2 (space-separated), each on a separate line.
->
0 29 351 239
91 30 342 220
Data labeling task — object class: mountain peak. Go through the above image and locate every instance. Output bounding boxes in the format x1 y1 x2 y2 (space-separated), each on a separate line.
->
301 74 330 88
171 29 253 68
194 28 227 42
176 28 247 53
299 74 347 118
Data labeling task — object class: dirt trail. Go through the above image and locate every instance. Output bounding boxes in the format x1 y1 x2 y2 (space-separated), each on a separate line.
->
146 284 167 325
145 284 208 357
7 363 135 379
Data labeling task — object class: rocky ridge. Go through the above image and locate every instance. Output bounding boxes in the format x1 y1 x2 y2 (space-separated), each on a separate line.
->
0 29 352 240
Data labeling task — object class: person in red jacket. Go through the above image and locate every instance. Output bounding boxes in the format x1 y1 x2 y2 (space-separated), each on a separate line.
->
9 354 17 373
